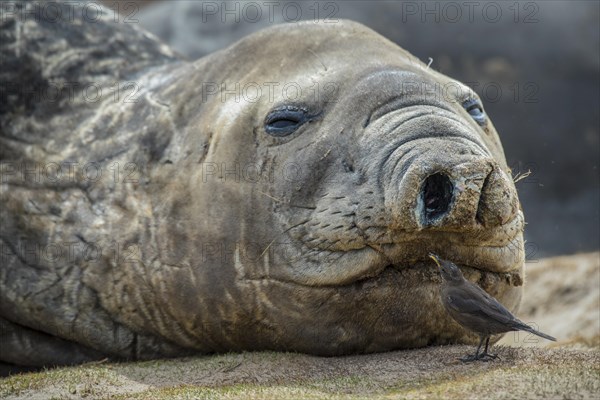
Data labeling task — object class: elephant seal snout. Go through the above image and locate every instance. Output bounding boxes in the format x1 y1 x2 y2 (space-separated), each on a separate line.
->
0 1 524 367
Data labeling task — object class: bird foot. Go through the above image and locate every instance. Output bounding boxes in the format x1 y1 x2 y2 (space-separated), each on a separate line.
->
459 352 499 363
479 352 499 361
459 354 479 363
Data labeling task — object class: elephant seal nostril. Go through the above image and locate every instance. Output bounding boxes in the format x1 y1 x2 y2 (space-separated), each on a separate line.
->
422 172 454 222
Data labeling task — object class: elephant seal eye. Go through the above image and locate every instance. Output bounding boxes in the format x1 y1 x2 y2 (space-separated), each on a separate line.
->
462 98 487 126
264 106 309 137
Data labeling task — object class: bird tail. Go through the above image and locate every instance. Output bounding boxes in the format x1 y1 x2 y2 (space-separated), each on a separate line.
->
521 325 556 341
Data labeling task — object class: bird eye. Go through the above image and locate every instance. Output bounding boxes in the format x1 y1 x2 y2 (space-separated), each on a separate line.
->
264 106 309 137
462 99 486 126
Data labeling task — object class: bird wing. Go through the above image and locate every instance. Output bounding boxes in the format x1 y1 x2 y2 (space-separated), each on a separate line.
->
445 284 516 326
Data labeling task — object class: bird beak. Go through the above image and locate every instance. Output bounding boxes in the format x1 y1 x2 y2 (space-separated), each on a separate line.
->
428 253 441 268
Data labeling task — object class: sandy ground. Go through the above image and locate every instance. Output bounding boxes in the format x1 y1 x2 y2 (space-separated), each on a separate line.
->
1 252 598 399
498 252 600 348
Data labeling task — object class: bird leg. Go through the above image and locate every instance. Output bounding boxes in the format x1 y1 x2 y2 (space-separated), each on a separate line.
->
460 336 485 362
478 337 499 361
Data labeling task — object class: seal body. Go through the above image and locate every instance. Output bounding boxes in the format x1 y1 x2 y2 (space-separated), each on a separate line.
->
0 1 524 367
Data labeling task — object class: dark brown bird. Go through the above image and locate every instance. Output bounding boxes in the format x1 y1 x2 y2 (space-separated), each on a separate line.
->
429 253 556 362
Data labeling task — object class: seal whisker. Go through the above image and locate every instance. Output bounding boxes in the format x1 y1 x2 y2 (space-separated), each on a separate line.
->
307 48 328 72
290 239 340 264
260 239 276 257
282 219 310 233
258 191 284 203
426 57 434 69
288 204 317 210
320 148 332 160
512 169 531 184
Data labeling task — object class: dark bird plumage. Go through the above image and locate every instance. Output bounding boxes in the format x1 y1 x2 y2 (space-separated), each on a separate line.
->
429 253 556 362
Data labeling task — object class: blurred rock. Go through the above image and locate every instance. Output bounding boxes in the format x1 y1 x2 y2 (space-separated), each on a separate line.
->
498 252 600 348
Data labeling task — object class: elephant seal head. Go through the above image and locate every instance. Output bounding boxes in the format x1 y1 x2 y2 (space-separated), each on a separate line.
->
0 13 524 361
141 20 524 354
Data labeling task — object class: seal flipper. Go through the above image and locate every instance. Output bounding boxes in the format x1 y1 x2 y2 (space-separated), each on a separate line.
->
0 317 109 373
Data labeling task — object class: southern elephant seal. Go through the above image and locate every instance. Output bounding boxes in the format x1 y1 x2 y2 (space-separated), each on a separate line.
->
0 1 524 368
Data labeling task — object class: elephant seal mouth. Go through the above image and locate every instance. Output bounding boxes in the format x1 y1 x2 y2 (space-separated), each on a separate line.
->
277 205 525 288
278 248 524 291
275 214 524 289
357 242 523 290
384 259 523 288
322 250 524 293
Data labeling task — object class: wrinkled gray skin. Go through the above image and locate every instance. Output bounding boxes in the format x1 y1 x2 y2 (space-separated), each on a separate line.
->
0 1 524 369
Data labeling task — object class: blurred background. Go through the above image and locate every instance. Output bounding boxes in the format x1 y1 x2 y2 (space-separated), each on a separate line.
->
103 0 599 258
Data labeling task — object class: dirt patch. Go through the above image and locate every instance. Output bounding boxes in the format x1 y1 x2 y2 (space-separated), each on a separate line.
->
498 252 600 348
1 347 598 399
